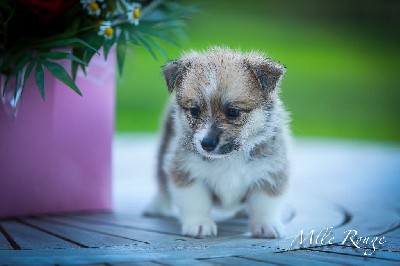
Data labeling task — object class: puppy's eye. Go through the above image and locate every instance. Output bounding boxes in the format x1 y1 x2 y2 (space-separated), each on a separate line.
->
190 107 201 118
225 108 240 119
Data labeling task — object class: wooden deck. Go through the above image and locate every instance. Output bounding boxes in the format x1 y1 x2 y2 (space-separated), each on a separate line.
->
1 135 399 265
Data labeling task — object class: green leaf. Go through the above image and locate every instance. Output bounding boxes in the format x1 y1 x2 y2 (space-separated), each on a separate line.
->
14 69 21 100
1 53 30 96
35 62 45 100
140 35 169 60
154 20 186 30
38 38 98 53
138 30 179 47
2 74 13 96
39 52 87 66
22 60 35 89
84 35 104 64
103 36 116 61
71 47 85 80
116 32 127 76
42 60 82 96
134 33 157 60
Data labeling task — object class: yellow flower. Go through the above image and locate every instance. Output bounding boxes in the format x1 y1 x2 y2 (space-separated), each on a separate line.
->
98 21 114 39
104 27 114 38
81 0 103 16
127 4 141 26
89 2 99 12
133 7 140 19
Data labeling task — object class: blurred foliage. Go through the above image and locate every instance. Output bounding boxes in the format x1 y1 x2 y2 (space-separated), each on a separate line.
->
116 0 400 142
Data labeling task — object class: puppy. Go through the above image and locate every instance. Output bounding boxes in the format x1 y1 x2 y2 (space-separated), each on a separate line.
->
145 47 290 238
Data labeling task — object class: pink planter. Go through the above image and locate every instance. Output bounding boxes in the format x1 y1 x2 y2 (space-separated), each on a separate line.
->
0 52 115 218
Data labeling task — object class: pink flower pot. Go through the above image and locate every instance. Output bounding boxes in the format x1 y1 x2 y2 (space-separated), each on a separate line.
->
0 52 115 218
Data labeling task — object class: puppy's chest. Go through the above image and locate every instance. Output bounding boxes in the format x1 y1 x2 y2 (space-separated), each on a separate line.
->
185 154 266 207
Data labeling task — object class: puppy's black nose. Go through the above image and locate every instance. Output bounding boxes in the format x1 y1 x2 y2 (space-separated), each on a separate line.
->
201 137 219 152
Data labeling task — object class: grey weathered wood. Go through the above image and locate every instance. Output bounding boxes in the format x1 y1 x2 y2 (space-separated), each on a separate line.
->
21 217 141 248
72 212 243 237
0 220 77 249
44 215 193 244
202 256 275 265
72 213 183 236
243 249 399 266
51 214 285 250
0 246 275 264
309 243 400 261
110 262 167 266
0 224 13 250
155 258 213 266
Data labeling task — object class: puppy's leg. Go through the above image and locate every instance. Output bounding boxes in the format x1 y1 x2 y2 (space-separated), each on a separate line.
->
143 189 173 217
247 189 285 238
171 181 217 238
144 109 174 217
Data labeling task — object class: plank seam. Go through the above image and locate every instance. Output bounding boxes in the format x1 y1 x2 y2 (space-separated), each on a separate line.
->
232 255 282 265
285 247 400 262
333 205 352 229
71 216 185 238
331 243 400 254
0 222 21 250
16 218 89 248
41 217 150 245
150 260 170 266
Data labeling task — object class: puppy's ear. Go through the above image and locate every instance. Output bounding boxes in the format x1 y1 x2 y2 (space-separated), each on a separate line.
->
244 59 286 94
162 60 190 93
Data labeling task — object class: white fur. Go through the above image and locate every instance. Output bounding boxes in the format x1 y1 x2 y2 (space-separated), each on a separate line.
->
203 67 217 97
193 124 210 157
181 149 280 208
143 192 174 217
247 191 285 238
170 180 217 237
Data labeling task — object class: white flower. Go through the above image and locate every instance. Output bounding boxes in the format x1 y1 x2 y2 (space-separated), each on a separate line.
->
127 4 141 26
98 21 114 39
81 0 104 16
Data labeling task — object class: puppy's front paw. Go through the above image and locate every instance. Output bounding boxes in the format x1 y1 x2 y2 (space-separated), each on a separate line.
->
250 220 285 239
182 219 217 238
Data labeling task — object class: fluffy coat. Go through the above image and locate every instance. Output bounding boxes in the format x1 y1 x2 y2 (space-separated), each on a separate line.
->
145 47 290 238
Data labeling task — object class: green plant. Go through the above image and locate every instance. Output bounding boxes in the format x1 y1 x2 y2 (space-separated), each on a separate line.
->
0 0 197 100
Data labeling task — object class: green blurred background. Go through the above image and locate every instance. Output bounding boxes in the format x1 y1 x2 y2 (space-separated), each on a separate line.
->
116 0 400 142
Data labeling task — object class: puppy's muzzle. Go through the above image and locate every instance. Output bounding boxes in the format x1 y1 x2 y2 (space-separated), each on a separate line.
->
200 123 221 152
201 136 219 151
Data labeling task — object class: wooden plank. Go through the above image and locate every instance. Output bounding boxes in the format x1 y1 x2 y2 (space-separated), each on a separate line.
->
239 252 339 266
155 258 212 266
240 250 399 266
309 244 400 262
72 212 182 236
110 262 165 266
44 215 193 244
72 212 242 237
203 256 274 265
22 217 142 248
46 214 281 251
0 220 77 249
0 223 14 250
383 236 400 252
384 225 400 239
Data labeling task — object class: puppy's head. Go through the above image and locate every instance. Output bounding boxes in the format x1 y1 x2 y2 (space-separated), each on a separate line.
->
163 47 285 159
